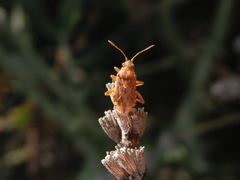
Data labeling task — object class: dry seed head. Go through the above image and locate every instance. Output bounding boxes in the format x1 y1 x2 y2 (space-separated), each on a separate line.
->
101 147 146 179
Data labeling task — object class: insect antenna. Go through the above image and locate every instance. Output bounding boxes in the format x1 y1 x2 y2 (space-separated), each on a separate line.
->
131 44 155 61
108 40 128 61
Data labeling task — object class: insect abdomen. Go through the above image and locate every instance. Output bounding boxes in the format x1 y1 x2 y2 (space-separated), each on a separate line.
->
113 69 136 115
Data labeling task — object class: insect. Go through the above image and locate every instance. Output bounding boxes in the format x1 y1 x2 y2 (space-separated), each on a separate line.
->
105 40 154 115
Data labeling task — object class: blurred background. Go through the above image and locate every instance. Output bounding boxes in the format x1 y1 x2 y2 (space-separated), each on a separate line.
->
0 0 240 179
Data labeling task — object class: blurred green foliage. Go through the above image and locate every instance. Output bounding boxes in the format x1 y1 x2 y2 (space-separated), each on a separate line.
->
0 0 240 179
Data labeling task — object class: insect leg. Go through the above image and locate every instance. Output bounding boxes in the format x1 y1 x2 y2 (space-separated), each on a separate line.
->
114 66 120 73
104 88 114 96
110 74 116 81
136 90 145 104
136 80 144 86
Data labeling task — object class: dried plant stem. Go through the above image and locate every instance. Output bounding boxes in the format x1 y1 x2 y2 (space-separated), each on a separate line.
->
99 108 148 179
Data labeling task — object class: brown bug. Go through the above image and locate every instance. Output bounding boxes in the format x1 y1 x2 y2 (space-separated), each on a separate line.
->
105 40 154 115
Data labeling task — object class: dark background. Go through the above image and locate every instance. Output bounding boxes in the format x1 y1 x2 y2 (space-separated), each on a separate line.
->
0 0 240 179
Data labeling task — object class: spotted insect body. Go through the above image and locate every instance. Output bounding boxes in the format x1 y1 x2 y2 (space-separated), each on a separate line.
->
105 40 154 115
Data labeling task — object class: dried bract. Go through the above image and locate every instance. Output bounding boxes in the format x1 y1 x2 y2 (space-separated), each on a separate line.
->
99 108 147 148
101 146 146 180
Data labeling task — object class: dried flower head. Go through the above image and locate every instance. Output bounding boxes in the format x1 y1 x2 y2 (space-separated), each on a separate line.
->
99 108 147 148
101 146 146 180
